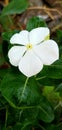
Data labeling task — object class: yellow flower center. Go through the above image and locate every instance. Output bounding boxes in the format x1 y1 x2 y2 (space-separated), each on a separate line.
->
26 35 50 50
44 34 50 41
26 44 33 50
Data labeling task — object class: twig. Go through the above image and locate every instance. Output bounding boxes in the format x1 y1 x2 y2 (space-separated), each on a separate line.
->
28 6 62 16
5 0 9 6
51 23 62 32
44 10 54 20
54 1 62 5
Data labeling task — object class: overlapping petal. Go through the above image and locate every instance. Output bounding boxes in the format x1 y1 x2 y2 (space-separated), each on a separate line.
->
29 27 50 45
18 50 43 77
8 46 26 66
33 40 59 65
10 31 29 45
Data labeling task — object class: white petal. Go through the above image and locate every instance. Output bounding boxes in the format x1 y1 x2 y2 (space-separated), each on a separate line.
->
33 40 59 65
10 30 29 45
29 27 50 45
8 46 26 66
18 50 43 77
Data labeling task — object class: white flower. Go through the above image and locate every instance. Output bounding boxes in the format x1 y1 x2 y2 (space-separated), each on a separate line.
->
8 27 59 77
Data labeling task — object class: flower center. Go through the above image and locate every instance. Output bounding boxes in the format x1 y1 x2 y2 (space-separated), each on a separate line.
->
44 34 50 41
26 44 33 50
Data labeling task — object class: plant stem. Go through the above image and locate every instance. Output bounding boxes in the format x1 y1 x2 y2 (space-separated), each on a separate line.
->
8 15 14 25
22 77 29 95
39 124 46 130
19 77 29 103
54 103 60 110
24 77 29 88
5 107 8 128
15 105 35 110
36 76 46 81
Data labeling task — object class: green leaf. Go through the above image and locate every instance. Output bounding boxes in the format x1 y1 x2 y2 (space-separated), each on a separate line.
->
2 41 9 63
2 30 19 42
6 102 38 128
56 123 62 130
1 0 28 16
56 30 62 44
0 44 5 66
56 83 62 96
46 124 56 130
0 15 14 31
0 68 9 84
1 69 26 108
1 68 54 123
38 96 54 123
47 59 62 79
46 123 62 130
21 96 54 123
13 122 32 130
26 16 47 31
1 68 40 108
42 86 60 107
37 59 62 79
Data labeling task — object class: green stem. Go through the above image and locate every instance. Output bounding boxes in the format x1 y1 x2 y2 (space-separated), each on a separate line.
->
36 76 46 81
15 105 35 110
54 103 60 110
39 124 46 130
7 15 14 26
57 122 62 127
19 77 29 103
5 107 8 128
22 77 29 95
54 100 62 110
24 77 29 88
